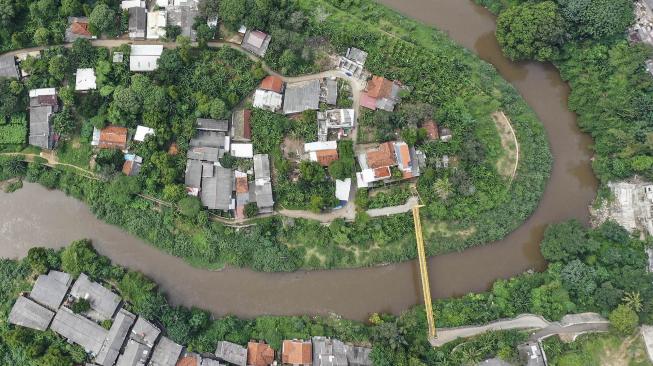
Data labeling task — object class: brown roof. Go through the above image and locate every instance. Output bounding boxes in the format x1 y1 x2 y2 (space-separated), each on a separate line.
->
236 176 249 194
260 76 284 94
243 109 251 139
316 149 339 167
282 340 312 365
365 75 393 99
423 120 438 140
398 143 410 168
374 166 391 178
247 342 275 366
366 142 396 169
175 356 199 366
71 21 91 36
99 126 128 149
122 160 135 176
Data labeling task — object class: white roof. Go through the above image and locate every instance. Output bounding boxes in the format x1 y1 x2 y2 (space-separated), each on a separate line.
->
130 44 164 56
230 143 253 158
146 11 167 40
238 25 247 34
120 0 145 9
304 141 337 152
134 125 155 142
75 68 97 91
29 88 56 97
335 178 351 201
253 89 283 111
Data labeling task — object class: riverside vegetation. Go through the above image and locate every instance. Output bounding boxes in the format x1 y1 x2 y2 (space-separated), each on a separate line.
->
0 220 650 365
0 0 551 272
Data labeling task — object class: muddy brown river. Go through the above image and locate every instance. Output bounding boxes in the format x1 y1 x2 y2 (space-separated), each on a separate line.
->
0 0 597 321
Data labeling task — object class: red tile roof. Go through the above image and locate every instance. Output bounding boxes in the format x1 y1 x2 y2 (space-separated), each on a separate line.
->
398 143 411 168
374 166 391 179
359 93 377 110
71 21 91 36
315 149 339 167
122 160 135 176
282 340 312 365
247 342 275 366
175 356 198 366
98 126 128 149
365 75 393 99
366 142 396 169
260 75 284 93
423 120 439 140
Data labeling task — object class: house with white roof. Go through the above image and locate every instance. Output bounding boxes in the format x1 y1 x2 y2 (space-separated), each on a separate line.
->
75 68 97 92
130 45 164 72
230 143 253 158
147 10 167 40
253 89 283 112
134 125 155 142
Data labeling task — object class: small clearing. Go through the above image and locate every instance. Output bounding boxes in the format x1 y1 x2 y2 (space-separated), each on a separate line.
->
492 111 519 182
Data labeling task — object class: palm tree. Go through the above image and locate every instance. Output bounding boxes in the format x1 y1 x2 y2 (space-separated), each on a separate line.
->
433 177 453 200
622 291 643 312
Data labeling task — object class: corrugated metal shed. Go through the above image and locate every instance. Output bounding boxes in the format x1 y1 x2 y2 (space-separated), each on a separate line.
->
95 308 136 366
8 296 54 331
30 270 72 310
215 341 247 366
283 80 320 115
149 336 183 366
50 307 108 355
70 273 121 321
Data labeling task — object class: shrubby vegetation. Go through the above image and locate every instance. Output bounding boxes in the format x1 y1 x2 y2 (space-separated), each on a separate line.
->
1 217 650 365
486 0 653 183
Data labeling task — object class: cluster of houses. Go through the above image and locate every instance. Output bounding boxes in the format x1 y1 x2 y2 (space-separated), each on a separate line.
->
8 269 372 366
183 115 273 218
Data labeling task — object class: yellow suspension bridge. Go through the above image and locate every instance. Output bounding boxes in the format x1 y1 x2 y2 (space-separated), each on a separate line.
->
411 203 437 342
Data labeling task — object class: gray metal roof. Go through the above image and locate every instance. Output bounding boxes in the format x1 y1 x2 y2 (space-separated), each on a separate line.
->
255 182 274 210
50 307 109 355
215 341 247 366
70 273 121 321
167 4 199 41
322 79 338 105
313 337 347 366
148 336 183 366
283 80 321 115
197 118 229 132
201 358 227 366
185 159 203 188
345 345 372 366
30 270 72 310
129 7 147 36
345 47 368 65
117 339 152 366
95 308 137 366
253 154 270 180
187 147 221 162
0 54 18 79
201 167 233 210
8 296 55 331
29 105 54 149
190 130 227 149
131 317 160 347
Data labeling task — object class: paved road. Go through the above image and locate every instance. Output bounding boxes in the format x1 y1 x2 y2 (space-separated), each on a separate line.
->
431 312 609 347
367 196 419 217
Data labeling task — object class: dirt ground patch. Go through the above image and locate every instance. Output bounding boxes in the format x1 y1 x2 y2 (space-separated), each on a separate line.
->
492 111 519 182
599 333 652 366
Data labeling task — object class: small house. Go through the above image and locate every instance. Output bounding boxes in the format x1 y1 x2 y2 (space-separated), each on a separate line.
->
134 125 155 142
122 155 143 176
320 78 338 105
242 30 271 57
234 171 249 219
231 109 252 141
30 270 72 310
230 143 253 158
215 341 247 366
128 7 147 40
282 340 312 366
338 47 367 79
312 337 347 366
149 336 183 366
185 159 203 194
253 89 283 112
50 307 109 355
439 127 452 142
94 308 136 366
260 75 284 94
247 341 275 366
283 80 320 115
92 126 129 150
360 75 402 112
304 141 339 167
0 54 19 79
167 0 200 41
253 154 274 213
147 10 167 40
8 296 55 331
69 273 122 321
65 17 94 42
201 166 234 211
130 45 164 72
28 88 58 150
117 339 153 365
317 109 355 141
335 179 351 205
130 317 161 347
356 141 419 188
75 68 97 92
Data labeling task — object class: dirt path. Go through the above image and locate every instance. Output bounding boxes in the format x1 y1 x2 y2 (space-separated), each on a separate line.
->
492 111 519 183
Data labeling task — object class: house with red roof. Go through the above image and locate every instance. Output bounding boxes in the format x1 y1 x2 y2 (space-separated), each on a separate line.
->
360 75 403 112
356 141 420 188
65 17 95 42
